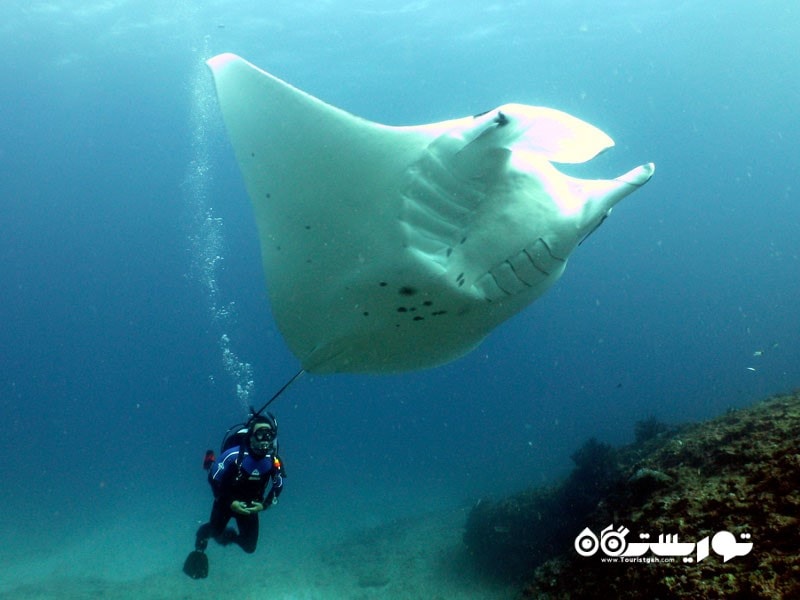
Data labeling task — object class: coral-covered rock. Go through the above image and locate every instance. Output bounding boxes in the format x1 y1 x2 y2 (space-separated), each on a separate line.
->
520 392 800 598
463 438 625 580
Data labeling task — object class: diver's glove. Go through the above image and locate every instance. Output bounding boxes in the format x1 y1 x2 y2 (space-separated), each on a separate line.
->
231 500 253 515
231 500 265 515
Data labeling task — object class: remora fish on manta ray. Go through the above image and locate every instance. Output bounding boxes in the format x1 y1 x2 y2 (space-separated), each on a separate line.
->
206 53 655 374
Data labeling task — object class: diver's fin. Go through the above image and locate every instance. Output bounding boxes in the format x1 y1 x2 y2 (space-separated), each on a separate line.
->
183 550 209 579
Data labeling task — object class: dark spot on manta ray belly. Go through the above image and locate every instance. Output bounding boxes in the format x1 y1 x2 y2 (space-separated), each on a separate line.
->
398 286 417 296
379 282 388 287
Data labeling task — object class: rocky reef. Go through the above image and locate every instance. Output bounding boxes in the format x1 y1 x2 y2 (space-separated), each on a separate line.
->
463 391 800 598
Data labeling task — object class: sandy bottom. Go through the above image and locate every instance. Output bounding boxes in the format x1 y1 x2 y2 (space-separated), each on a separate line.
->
0 500 515 600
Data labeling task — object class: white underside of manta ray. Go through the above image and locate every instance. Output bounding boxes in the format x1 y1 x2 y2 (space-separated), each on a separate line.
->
206 53 655 374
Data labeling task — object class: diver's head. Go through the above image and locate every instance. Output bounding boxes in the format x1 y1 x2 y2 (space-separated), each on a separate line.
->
247 413 277 457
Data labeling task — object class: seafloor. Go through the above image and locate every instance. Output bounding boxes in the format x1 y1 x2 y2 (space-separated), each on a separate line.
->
0 505 516 600
464 391 800 599
3 391 797 599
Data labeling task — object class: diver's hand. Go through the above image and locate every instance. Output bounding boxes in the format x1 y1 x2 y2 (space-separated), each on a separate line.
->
249 502 265 513
231 500 253 515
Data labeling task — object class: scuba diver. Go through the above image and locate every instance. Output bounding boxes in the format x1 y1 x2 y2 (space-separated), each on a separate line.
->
183 412 285 579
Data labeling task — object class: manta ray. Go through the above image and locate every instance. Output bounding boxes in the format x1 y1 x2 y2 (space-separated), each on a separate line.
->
206 53 654 374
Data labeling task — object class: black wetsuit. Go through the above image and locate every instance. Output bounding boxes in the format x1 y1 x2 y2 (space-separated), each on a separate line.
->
195 445 284 553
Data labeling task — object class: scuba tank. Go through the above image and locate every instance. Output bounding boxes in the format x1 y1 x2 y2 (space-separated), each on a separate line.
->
201 413 280 470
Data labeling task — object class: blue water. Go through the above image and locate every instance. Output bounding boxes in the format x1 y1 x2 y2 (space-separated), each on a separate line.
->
1 0 798 593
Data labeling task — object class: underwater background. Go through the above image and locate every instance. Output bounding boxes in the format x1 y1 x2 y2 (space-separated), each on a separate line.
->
1 1 797 596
